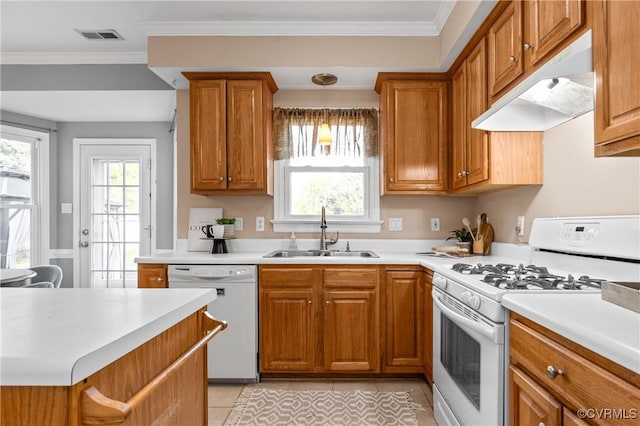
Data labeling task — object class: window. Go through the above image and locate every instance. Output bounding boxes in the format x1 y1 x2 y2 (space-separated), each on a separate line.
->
272 108 381 233
0 125 49 268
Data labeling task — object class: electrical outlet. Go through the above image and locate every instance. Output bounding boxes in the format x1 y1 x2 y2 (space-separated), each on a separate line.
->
256 216 265 232
234 217 243 231
431 217 440 232
516 216 525 237
389 218 403 231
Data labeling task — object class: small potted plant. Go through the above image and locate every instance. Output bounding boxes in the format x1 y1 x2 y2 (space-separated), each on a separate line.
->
446 227 473 252
215 217 236 238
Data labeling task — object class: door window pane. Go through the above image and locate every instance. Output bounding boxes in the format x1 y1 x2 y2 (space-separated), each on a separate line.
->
441 314 481 409
87 154 145 288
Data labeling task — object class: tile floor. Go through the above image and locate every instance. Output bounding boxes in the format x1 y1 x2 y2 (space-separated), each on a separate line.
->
208 379 437 425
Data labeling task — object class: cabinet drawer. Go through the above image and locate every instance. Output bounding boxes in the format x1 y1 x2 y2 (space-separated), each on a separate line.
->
510 319 640 426
259 267 315 288
324 267 378 288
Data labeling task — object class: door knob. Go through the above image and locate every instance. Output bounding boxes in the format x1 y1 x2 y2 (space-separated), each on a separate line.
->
508 56 517 63
524 43 534 51
82 229 89 235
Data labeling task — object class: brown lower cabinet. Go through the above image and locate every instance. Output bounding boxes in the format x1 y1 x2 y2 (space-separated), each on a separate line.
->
259 265 380 373
259 264 434 378
510 314 640 426
1 309 221 426
137 263 168 288
383 268 424 373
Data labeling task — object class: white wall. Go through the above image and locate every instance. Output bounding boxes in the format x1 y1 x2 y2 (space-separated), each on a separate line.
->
475 112 640 242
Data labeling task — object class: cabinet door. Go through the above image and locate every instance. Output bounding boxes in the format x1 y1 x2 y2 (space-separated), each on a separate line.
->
324 289 379 372
451 65 467 190
510 366 562 426
488 0 523 99
423 270 433 382
465 40 489 186
190 80 227 191
593 0 640 155
260 288 316 372
381 80 448 194
524 0 583 68
384 270 423 371
226 80 266 190
137 264 167 288
563 408 590 426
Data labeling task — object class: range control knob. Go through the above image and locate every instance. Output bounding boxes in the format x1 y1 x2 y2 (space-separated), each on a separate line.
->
433 276 448 290
469 294 481 310
461 291 481 310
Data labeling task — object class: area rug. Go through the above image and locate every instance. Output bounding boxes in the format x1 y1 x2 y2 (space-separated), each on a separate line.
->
224 388 423 426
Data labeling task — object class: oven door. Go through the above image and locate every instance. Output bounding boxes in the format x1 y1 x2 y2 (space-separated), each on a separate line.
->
432 287 504 426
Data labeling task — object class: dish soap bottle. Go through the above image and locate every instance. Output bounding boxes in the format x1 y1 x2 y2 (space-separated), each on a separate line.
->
288 232 298 251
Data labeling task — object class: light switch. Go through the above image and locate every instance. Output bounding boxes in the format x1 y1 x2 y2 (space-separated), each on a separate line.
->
256 216 265 232
234 217 244 231
431 217 440 232
61 203 72 214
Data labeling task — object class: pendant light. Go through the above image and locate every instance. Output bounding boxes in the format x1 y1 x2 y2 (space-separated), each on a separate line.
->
311 73 337 146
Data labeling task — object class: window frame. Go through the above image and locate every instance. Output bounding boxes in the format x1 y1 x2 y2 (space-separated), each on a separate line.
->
0 124 50 268
272 155 382 233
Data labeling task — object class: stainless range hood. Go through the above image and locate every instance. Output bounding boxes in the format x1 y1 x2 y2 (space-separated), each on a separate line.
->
472 30 593 131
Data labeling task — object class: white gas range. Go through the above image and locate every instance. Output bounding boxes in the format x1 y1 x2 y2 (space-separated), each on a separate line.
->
431 216 640 426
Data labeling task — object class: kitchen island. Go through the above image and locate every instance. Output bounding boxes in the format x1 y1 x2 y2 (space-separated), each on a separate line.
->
1 288 224 425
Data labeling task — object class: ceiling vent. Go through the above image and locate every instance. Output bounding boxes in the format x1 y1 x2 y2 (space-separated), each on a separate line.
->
75 29 125 41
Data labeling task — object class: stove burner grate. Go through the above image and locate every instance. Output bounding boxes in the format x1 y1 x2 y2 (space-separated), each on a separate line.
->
455 263 603 291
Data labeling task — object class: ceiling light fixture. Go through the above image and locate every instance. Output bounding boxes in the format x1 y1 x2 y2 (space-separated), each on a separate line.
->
311 73 337 146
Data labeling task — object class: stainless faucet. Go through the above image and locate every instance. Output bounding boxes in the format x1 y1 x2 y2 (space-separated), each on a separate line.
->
319 206 339 251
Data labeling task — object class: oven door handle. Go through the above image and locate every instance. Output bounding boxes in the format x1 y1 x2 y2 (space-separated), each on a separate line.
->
433 292 500 343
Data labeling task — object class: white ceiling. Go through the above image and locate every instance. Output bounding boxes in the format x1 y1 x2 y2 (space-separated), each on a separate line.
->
0 0 484 122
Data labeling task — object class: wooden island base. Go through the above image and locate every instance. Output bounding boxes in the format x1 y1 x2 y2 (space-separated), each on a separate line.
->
1 310 226 426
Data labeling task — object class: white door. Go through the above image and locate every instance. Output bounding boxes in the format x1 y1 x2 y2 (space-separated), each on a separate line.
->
75 140 154 288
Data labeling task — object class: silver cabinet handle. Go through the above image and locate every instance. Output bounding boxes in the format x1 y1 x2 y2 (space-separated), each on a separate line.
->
508 55 517 63
325 300 330 306
389 177 394 183
457 172 463 178
228 176 233 182
82 229 89 235
156 277 163 282
546 365 564 379
524 43 534 51
79 241 89 248
218 176 224 181
308 300 312 305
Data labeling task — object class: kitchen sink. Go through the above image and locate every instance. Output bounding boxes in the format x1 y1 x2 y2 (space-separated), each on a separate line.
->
263 250 379 258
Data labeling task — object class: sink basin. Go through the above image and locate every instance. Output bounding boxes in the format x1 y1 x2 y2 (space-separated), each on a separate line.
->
263 250 378 258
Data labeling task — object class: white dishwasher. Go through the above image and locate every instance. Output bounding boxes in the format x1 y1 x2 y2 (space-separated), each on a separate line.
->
168 264 258 383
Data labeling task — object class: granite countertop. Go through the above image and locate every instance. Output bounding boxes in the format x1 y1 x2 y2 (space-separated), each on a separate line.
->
501 292 640 374
0 288 217 386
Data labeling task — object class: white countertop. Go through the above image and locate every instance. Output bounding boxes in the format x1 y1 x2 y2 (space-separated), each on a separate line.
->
501 293 640 374
0 288 217 386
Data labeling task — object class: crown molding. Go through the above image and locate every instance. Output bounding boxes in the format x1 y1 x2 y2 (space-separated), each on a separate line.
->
141 20 440 37
433 0 457 33
1 52 147 65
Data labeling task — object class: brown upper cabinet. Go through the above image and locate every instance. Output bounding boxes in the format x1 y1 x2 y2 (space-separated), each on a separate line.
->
183 72 278 195
592 0 640 156
376 75 448 195
452 38 543 194
452 39 490 190
488 0 585 102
